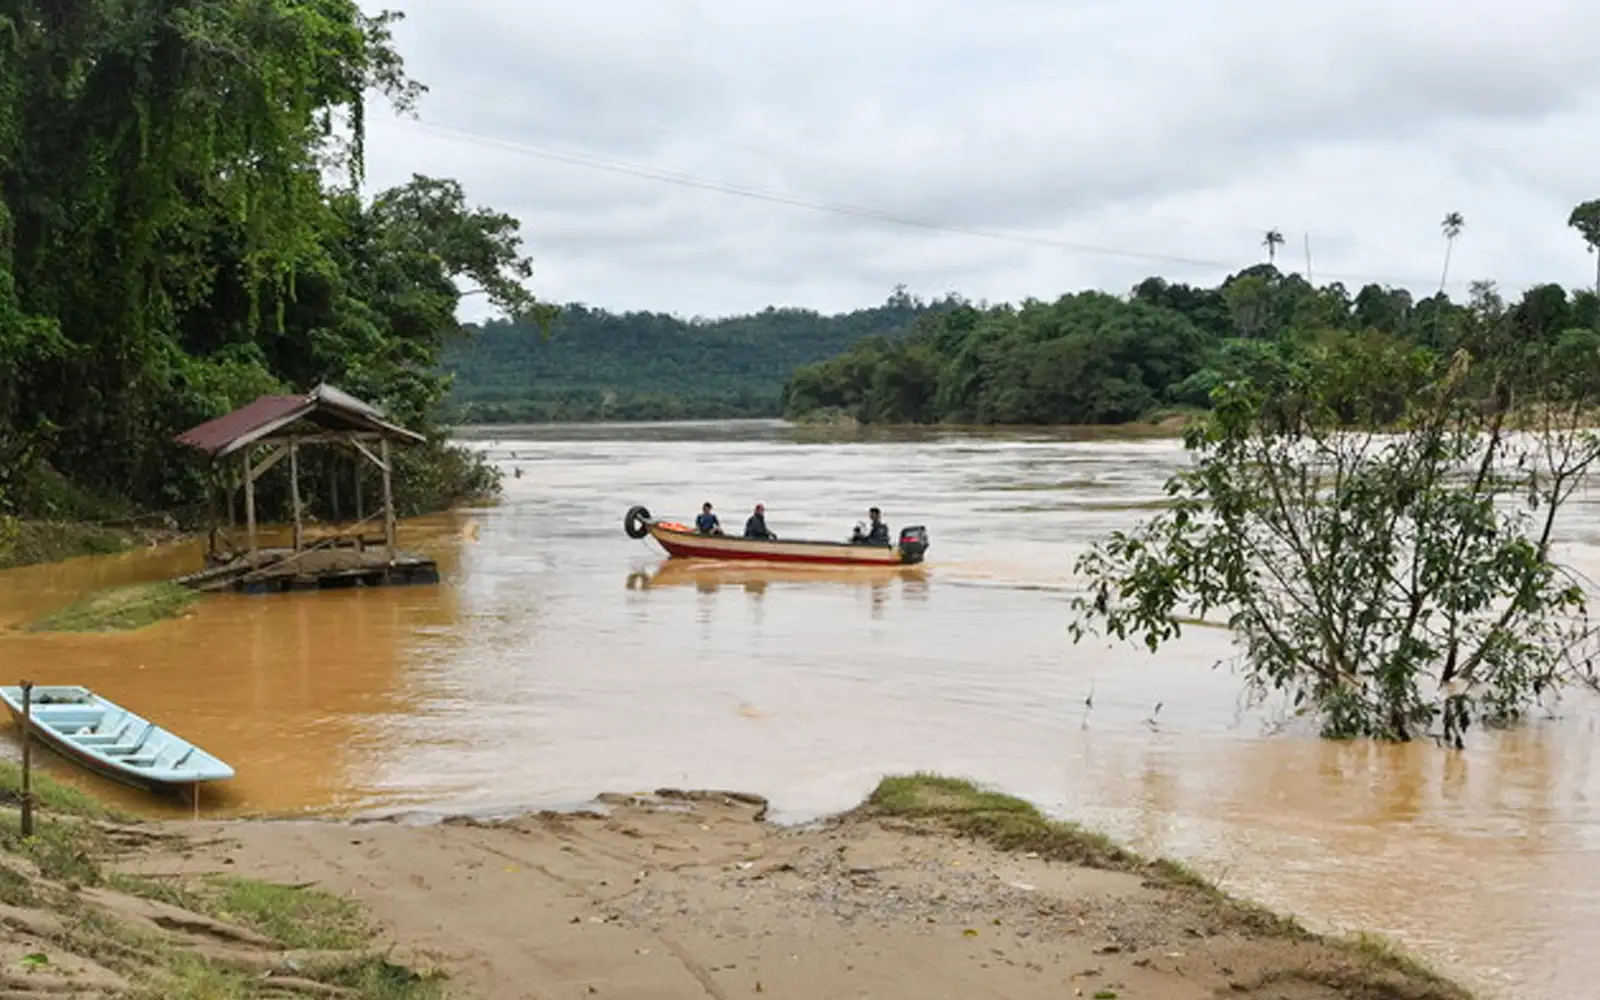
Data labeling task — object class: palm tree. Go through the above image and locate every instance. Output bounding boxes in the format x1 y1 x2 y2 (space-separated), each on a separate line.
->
1439 212 1465 293
1262 229 1285 265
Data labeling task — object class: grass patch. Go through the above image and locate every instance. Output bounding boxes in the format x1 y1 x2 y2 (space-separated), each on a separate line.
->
868 773 1136 869
204 876 370 951
865 773 1473 999
27 581 199 632
139 953 256 1000
309 954 449 1000
105 871 369 951
0 760 130 821
1337 932 1462 990
0 520 134 570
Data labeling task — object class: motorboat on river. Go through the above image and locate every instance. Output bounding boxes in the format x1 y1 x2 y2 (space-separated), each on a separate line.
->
627 559 928 592
623 505 929 566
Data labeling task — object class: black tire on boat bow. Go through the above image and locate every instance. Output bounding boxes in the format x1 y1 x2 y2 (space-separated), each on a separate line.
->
624 505 653 539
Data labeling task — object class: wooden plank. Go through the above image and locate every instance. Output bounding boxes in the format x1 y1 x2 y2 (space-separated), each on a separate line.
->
256 431 387 447
349 438 386 472
252 443 290 479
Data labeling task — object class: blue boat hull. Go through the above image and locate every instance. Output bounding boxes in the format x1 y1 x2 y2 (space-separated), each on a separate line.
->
0 686 234 792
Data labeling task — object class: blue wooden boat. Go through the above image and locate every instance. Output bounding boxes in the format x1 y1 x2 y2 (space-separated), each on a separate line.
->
0 686 234 792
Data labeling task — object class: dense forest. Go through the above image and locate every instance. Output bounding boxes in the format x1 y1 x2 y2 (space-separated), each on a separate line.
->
0 2 544 531
784 209 1600 425
440 289 957 422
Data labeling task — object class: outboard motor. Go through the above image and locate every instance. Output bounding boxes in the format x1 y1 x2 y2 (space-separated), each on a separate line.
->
897 526 930 564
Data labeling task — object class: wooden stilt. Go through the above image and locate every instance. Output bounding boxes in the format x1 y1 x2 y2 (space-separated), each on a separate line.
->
243 449 257 561
289 438 303 553
205 466 219 561
381 438 396 563
353 453 365 552
329 451 340 524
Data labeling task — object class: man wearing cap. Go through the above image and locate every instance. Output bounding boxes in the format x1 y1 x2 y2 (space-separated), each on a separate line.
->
743 503 776 540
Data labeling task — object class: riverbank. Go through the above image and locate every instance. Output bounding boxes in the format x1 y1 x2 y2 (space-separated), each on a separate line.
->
0 519 186 571
0 763 443 999
105 775 1475 1000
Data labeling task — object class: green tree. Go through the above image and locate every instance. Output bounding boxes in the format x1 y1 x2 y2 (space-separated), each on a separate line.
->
1439 212 1465 292
1069 340 1600 745
1262 229 1285 265
0 2 548 520
1569 199 1600 305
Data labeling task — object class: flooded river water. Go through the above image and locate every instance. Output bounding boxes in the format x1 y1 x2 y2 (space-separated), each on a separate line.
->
1 420 1596 998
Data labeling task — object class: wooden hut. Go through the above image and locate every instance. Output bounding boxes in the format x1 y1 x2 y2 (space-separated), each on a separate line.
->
171 384 440 592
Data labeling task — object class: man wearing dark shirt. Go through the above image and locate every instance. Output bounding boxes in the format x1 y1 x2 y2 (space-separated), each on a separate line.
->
853 507 890 545
695 502 722 535
744 503 775 540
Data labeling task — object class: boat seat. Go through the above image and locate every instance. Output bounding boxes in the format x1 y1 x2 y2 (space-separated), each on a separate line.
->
74 722 133 744
101 725 153 756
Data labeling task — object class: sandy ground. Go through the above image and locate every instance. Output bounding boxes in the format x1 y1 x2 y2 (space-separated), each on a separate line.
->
116 790 1457 1000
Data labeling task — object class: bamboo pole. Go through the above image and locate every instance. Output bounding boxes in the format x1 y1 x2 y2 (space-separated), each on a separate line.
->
289 438 303 553
19 681 33 837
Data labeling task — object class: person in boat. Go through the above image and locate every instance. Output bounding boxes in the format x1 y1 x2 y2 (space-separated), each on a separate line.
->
851 507 890 545
744 503 775 540
695 502 723 535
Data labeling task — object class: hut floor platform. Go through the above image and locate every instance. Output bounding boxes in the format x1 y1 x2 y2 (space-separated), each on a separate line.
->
173 546 440 594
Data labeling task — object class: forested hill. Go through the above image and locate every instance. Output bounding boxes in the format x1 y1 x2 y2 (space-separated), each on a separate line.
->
782 249 1600 426
440 291 961 422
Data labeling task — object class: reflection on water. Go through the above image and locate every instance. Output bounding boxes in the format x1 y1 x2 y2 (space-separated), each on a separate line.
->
1 420 1596 998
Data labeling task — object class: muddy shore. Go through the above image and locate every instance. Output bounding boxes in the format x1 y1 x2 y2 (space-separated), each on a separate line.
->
102 776 1472 1000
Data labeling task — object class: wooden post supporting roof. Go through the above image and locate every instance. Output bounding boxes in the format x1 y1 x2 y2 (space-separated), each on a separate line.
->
381 438 396 563
353 451 364 551
289 438 303 553
205 467 219 561
242 448 257 561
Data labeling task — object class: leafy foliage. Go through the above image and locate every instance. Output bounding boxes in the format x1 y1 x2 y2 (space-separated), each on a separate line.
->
441 287 958 422
1069 321 1600 745
783 261 1600 427
0 1 542 522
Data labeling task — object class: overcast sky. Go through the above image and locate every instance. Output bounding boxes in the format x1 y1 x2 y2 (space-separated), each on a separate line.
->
357 0 1600 320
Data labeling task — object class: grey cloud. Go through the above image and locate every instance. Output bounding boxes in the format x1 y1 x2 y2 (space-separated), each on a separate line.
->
362 0 1600 317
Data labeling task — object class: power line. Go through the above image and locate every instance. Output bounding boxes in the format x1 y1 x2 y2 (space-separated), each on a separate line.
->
383 118 1237 270
374 115 1536 294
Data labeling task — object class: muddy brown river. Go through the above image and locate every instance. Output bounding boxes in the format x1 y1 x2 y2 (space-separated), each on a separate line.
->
1 420 1595 998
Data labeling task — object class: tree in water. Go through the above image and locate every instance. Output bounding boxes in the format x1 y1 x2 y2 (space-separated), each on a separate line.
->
1262 229 1285 265
1439 212 1465 292
1069 323 1600 746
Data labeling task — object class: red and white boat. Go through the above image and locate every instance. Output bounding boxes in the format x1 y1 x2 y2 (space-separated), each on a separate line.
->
624 506 929 566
